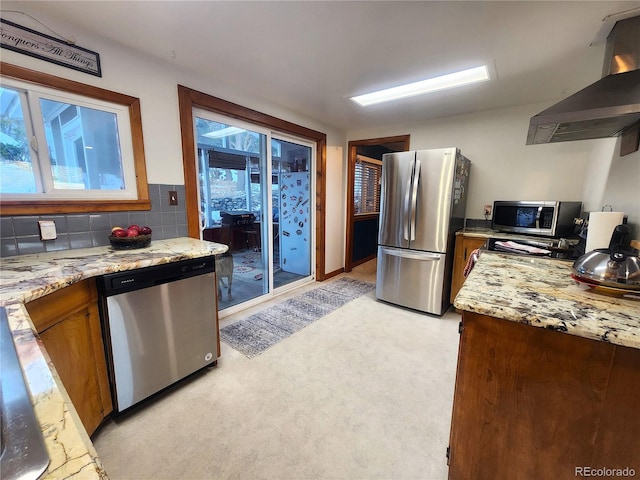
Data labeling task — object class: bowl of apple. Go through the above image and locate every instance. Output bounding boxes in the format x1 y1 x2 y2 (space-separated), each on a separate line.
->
109 225 152 250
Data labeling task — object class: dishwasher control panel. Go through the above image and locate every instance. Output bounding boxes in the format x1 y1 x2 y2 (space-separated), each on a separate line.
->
99 256 215 295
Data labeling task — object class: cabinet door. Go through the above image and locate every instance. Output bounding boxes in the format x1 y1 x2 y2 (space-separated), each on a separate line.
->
450 236 487 303
27 279 112 436
447 312 639 479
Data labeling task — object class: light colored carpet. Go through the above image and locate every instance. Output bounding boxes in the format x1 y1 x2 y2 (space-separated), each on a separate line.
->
92 260 461 480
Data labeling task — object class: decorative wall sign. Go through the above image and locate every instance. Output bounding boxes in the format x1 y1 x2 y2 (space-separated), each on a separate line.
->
0 19 101 77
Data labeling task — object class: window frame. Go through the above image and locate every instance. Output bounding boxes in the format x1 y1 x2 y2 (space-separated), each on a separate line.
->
0 63 150 214
353 154 382 215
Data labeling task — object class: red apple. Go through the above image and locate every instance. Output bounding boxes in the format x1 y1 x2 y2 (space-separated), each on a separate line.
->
126 227 139 237
127 224 140 233
112 229 127 238
140 226 152 235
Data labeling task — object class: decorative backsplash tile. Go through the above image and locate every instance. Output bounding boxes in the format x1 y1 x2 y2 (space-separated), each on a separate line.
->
1 184 187 257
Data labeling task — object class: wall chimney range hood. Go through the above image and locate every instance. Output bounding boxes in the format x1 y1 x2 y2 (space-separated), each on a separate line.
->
527 14 640 146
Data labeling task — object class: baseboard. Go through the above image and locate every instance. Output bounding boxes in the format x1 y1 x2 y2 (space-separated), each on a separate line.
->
321 267 344 281
351 254 376 268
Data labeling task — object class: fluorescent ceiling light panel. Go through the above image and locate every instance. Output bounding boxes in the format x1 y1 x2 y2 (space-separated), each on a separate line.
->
350 65 490 107
203 126 244 139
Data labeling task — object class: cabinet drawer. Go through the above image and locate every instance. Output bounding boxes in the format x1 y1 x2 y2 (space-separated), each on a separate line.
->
26 279 97 333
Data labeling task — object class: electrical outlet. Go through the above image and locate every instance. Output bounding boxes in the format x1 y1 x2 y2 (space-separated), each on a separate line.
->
483 204 492 216
38 220 57 240
168 190 178 206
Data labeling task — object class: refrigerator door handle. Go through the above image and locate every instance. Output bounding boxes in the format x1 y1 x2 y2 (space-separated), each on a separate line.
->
409 159 421 241
380 247 441 261
403 162 414 241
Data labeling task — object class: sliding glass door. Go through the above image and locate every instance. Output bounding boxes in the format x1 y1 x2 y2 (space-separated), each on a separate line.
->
271 136 313 288
193 110 314 314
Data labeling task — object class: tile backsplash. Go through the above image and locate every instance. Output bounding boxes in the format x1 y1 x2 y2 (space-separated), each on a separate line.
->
465 218 492 229
1 184 188 257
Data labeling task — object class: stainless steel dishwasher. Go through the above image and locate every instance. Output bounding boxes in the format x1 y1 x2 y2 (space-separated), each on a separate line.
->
98 257 218 413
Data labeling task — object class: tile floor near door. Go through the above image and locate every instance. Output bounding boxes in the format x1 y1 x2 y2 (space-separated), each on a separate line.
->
92 260 461 480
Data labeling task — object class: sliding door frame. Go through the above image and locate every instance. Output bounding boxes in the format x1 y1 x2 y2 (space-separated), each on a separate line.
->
177 85 328 280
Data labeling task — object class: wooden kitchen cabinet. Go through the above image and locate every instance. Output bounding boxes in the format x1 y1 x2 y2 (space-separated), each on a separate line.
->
447 311 640 480
26 279 112 436
450 234 487 303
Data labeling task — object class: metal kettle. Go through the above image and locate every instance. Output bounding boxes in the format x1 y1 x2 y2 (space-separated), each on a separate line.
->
572 224 640 290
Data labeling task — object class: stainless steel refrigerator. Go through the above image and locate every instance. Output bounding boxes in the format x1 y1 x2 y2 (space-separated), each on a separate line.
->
376 148 470 315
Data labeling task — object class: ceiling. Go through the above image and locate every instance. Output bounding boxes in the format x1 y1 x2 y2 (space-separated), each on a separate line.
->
3 1 640 131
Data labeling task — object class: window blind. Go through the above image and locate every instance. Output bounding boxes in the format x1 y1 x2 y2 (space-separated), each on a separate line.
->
354 155 382 215
208 149 249 170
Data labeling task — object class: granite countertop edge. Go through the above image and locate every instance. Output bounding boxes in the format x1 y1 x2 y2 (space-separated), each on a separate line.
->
0 237 228 479
453 252 640 350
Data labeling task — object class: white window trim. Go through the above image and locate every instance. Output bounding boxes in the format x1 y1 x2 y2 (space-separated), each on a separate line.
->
1 77 138 201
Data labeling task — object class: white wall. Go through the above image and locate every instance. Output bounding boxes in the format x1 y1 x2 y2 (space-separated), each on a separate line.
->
581 138 618 213
348 103 638 236
0 8 347 271
325 146 346 274
579 136 640 239
599 145 640 239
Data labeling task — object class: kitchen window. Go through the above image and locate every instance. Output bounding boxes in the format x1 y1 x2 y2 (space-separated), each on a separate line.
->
0 63 149 214
354 155 382 215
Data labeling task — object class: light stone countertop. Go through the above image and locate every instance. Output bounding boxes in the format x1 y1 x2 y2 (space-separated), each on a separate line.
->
0 237 228 479
455 227 575 243
454 251 640 349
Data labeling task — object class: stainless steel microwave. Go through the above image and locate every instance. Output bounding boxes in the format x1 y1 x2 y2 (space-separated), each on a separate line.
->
491 201 582 237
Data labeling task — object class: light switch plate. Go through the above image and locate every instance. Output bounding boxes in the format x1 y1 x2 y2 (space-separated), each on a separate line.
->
38 220 57 240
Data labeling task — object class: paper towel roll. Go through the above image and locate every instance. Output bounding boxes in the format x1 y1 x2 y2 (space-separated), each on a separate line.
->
586 212 625 252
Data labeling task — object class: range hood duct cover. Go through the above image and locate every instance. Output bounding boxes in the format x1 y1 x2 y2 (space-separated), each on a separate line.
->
527 15 640 145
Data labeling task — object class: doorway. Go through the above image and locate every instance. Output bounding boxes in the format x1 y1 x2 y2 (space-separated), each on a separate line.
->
345 135 410 272
193 110 315 315
178 85 327 317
